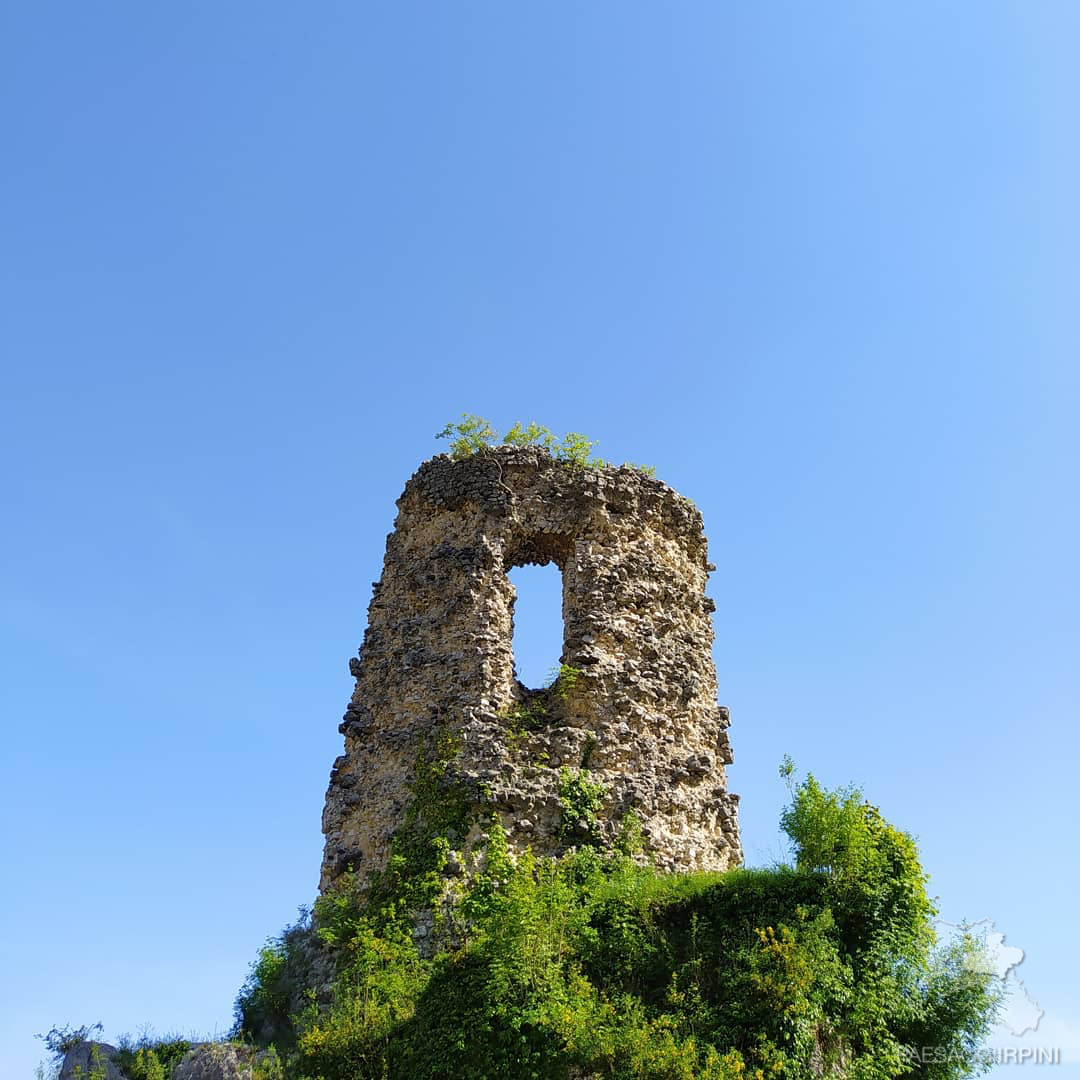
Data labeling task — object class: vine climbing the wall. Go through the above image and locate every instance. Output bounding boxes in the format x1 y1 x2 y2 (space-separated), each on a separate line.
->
557 764 608 845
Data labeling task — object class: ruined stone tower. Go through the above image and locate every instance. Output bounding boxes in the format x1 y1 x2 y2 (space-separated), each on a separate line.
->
320 446 741 892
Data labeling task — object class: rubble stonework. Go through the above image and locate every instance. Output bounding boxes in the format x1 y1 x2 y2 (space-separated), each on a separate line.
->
320 446 741 892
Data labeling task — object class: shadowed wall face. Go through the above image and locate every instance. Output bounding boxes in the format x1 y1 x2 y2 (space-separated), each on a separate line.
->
320 446 741 892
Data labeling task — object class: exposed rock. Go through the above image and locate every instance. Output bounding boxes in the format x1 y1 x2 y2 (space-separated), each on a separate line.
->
57 1040 283 1080
172 1043 278 1080
59 1043 124 1080
321 446 742 892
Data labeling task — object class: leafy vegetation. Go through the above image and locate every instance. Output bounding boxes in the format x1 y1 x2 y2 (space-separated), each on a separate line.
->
557 765 608 844
232 767 1000 1079
500 663 584 745
437 415 603 466
234 910 319 1052
436 414 656 475
39 766 1000 1078
37 1023 105 1059
364 728 472 916
115 1041 191 1080
36 1027 197 1080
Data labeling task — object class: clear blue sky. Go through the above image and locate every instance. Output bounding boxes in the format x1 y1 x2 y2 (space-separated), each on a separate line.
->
3 3 1077 1075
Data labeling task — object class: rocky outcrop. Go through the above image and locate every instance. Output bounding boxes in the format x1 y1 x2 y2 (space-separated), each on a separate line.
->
172 1044 279 1079
58 1041 281 1080
320 446 742 892
55 1036 282 1080
59 1042 125 1080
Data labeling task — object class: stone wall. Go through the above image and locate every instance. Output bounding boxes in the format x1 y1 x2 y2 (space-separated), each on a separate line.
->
320 446 741 892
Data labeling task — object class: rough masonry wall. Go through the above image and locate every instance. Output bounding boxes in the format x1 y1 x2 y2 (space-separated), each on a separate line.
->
320 446 741 892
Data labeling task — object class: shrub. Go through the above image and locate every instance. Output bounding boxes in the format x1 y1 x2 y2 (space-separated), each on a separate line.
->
234 910 320 1051
236 772 999 1079
437 415 650 471
36 1023 104 1059
557 766 608 845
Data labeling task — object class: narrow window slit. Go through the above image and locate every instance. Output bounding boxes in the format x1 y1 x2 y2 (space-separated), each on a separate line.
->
507 562 564 691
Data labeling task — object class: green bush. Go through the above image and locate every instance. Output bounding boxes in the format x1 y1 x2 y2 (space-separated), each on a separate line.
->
234 769 999 1078
37 1026 196 1080
116 1034 194 1076
117 1049 167 1080
36 1023 104 1067
436 415 655 475
234 910 320 1051
557 766 608 845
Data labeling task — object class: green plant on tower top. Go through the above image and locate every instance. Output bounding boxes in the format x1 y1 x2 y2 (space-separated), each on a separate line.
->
437 414 654 473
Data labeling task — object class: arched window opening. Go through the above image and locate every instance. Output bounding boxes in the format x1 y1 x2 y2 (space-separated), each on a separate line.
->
507 562 564 690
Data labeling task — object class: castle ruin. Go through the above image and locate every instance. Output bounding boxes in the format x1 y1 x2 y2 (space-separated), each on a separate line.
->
320 446 741 892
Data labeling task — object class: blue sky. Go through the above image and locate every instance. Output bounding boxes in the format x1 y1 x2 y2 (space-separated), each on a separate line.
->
2 3 1077 1075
